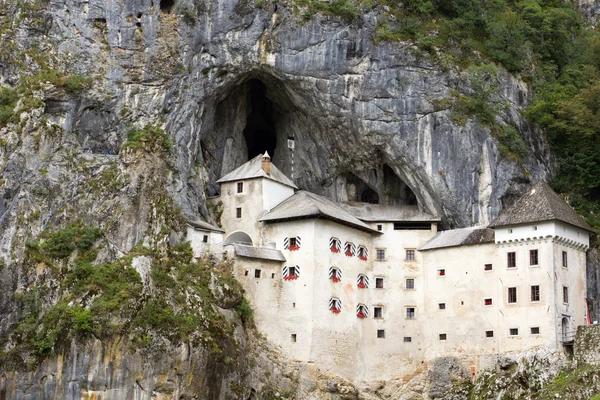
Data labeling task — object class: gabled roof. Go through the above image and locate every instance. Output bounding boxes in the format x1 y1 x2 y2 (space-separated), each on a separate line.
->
187 220 225 233
419 227 495 251
217 154 298 189
260 191 381 234
340 203 440 222
233 244 286 262
489 182 594 232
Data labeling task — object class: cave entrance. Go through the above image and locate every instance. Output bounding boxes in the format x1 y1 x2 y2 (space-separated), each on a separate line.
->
346 173 380 204
160 0 174 12
243 79 277 160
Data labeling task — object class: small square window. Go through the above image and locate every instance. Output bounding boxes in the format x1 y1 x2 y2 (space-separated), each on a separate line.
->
509 328 519 336
562 251 568 268
508 287 517 304
486 330 494 338
439 333 447 341
406 307 415 319
377 224 383 231
563 286 569 304
291 334 297 342
438 269 446 276
531 327 540 335
484 298 493 306
202 235 208 243
244 270 249 276
236 207 242 218
533 226 538 231
406 249 415 261
377 329 385 338
507 252 516 268
508 229 513 233
438 303 446 310
406 278 415 290
530 249 538 266
403 337 412 343
375 278 384 288
254 269 261 278
237 182 244 193
376 249 386 261
531 285 540 302
374 307 383 318
484 264 493 271
289 237 297 247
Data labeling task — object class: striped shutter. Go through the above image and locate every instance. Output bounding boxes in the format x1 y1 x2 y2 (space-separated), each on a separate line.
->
329 237 341 251
283 237 289 249
356 304 369 317
328 266 341 280
293 265 300 277
357 274 369 287
344 242 355 255
362 247 368 257
295 236 301 247
282 266 289 278
329 297 341 310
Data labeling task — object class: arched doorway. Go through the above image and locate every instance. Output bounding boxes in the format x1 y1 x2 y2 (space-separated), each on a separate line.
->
561 317 570 342
223 231 253 246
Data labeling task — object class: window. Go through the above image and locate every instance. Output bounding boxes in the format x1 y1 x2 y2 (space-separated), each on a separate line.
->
244 270 249 276
236 182 243 193
530 249 538 266
289 237 297 247
357 304 369 319
403 337 412 342
508 287 517 304
236 207 242 218
291 334 297 342
438 269 446 276
509 328 519 336
508 229 513 233
562 251 568 268
531 327 540 335
377 329 385 338
329 267 341 282
507 252 516 268
374 306 383 319
283 265 299 281
375 277 384 288
406 278 415 290
329 297 342 313
438 303 446 310
533 226 538 231
563 286 569 304
254 269 261 278
344 242 355 257
271 273 275 279
357 274 369 288
406 307 415 319
394 222 431 230
329 237 341 253
377 224 383 231
484 298 493 306
531 285 540 302
439 333 447 340
484 264 493 271
406 249 415 261
357 246 368 260
285 236 301 251
202 235 208 243
486 330 494 338
376 249 386 261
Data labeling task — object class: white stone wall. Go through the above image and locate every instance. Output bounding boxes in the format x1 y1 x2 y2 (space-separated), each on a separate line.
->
262 179 295 212
495 221 589 249
186 226 224 257
219 179 265 245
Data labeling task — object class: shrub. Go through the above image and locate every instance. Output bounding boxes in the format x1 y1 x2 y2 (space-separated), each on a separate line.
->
0 87 17 127
235 297 254 325
122 124 172 152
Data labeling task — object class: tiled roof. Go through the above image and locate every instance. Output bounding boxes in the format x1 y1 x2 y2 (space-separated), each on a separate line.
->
233 244 286 262
340 203 440 222
217 154 298 189
419 227 495 251
260 191 380 234
187 220 225 233
489 182 594 232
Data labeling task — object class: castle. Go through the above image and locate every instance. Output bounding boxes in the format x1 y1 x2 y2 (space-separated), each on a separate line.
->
188 152 592 382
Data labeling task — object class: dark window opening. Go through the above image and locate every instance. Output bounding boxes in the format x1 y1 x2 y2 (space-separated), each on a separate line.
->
438 269 445 276
236 207 242 218
243 79 277 160
509 328 519 336
377 329 385 338
531 327 540 335
439 303 446 310
202 235 208 243
484 298 493 306
375 277 384 288
439 333 447 340
406 307 415 319
406 249 415 260
237 182 244 193
530 249 538 265
484 264 493 271
486 330 494 337
377 224 383 231
562 251 568 268
394 222 431 230
160 0 174 12
374 307 383 318
254 269 261 278
507 252 516 268
244 270 249 276
291 334 297 342
563 286 569 304
508 287 517 303
403 337 412 342
531 285 540 302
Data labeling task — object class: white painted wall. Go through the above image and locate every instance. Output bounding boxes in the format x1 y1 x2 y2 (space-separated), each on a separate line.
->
495 221 589 249
186 226 224 257
263 179 295 212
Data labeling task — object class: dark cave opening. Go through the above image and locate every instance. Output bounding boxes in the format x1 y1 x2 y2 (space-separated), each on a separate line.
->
160 0 174 12
346 173 380 204
243 79 277 160
383 164 417 206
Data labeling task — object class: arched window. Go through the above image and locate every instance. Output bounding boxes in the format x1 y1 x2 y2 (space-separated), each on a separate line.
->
357 274 369 288
356 304 368 319
329 266 342 282
283 265 300 280
329 297 342 313
330 237 341 253
344 242 356 257
357 246 368 261
284 236 301 251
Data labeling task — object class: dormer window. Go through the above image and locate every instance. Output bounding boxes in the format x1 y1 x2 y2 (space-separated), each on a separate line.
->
236 182 244 193
330 237 341 253
344 242 356 257
356 304 368 319
283 265 299 281
329 266 342 282
357 274 369 288
284 236 301 251
357 246 368 261
329 297 341 314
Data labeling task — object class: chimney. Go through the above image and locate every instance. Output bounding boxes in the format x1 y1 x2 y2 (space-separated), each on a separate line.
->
262 151 271 175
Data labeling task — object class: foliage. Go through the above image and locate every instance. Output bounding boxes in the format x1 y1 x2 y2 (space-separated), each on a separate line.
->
30 224 102 259
235 297 254 325
0 87 18 127
122 124 172 152
295 0 360 21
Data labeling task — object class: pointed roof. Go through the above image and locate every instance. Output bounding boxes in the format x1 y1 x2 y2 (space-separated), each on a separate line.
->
217 154 297 189
260 191 381 234
489 182 594 232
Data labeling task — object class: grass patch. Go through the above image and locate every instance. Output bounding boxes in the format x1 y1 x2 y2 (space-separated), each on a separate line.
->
122 124 172 152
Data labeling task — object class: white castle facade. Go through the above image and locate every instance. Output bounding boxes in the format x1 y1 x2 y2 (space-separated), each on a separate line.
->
188 153 592 383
